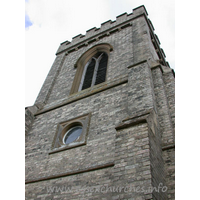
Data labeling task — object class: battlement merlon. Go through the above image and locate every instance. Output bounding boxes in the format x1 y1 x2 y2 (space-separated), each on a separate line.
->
56 5 148 55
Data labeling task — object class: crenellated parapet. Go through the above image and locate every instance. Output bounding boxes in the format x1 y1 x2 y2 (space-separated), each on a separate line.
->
56 5 149 55
55 5 169 68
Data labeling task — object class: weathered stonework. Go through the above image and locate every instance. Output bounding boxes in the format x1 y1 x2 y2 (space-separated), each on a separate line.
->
25 5 175 199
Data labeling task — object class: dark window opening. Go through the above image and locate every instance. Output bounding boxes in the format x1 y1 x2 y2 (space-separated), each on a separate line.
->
81 59 96 90
79 52 108 91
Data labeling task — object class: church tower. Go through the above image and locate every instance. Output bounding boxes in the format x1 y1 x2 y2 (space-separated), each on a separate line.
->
25 5 175 199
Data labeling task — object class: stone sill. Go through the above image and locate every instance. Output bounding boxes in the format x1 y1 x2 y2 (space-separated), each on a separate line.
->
49 141 86 155
162 143 175 151
35 74 128 116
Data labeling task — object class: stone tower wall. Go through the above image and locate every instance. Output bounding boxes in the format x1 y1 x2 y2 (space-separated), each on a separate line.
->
25 5 175 200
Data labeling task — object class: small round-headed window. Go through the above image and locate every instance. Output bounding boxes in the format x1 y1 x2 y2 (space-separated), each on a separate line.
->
63 126 83 144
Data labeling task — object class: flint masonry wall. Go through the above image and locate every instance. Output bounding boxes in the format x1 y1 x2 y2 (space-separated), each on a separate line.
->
25 5 175 200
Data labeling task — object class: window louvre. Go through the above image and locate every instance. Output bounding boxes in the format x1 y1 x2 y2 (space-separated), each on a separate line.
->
80 52 108 91
81 59 95 90
95 53 108 85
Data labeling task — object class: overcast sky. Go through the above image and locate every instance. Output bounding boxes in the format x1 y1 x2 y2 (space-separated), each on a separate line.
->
25 0 175 107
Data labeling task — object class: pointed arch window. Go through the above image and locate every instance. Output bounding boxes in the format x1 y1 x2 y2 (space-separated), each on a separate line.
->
79 52 108 91
70 43 113 94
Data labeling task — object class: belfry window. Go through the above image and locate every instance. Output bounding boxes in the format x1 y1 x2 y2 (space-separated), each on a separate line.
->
70 43 113 95
79 52 108 91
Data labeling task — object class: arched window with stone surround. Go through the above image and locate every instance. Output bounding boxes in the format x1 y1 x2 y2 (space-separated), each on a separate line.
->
79 52 108 91
70 43 113 94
